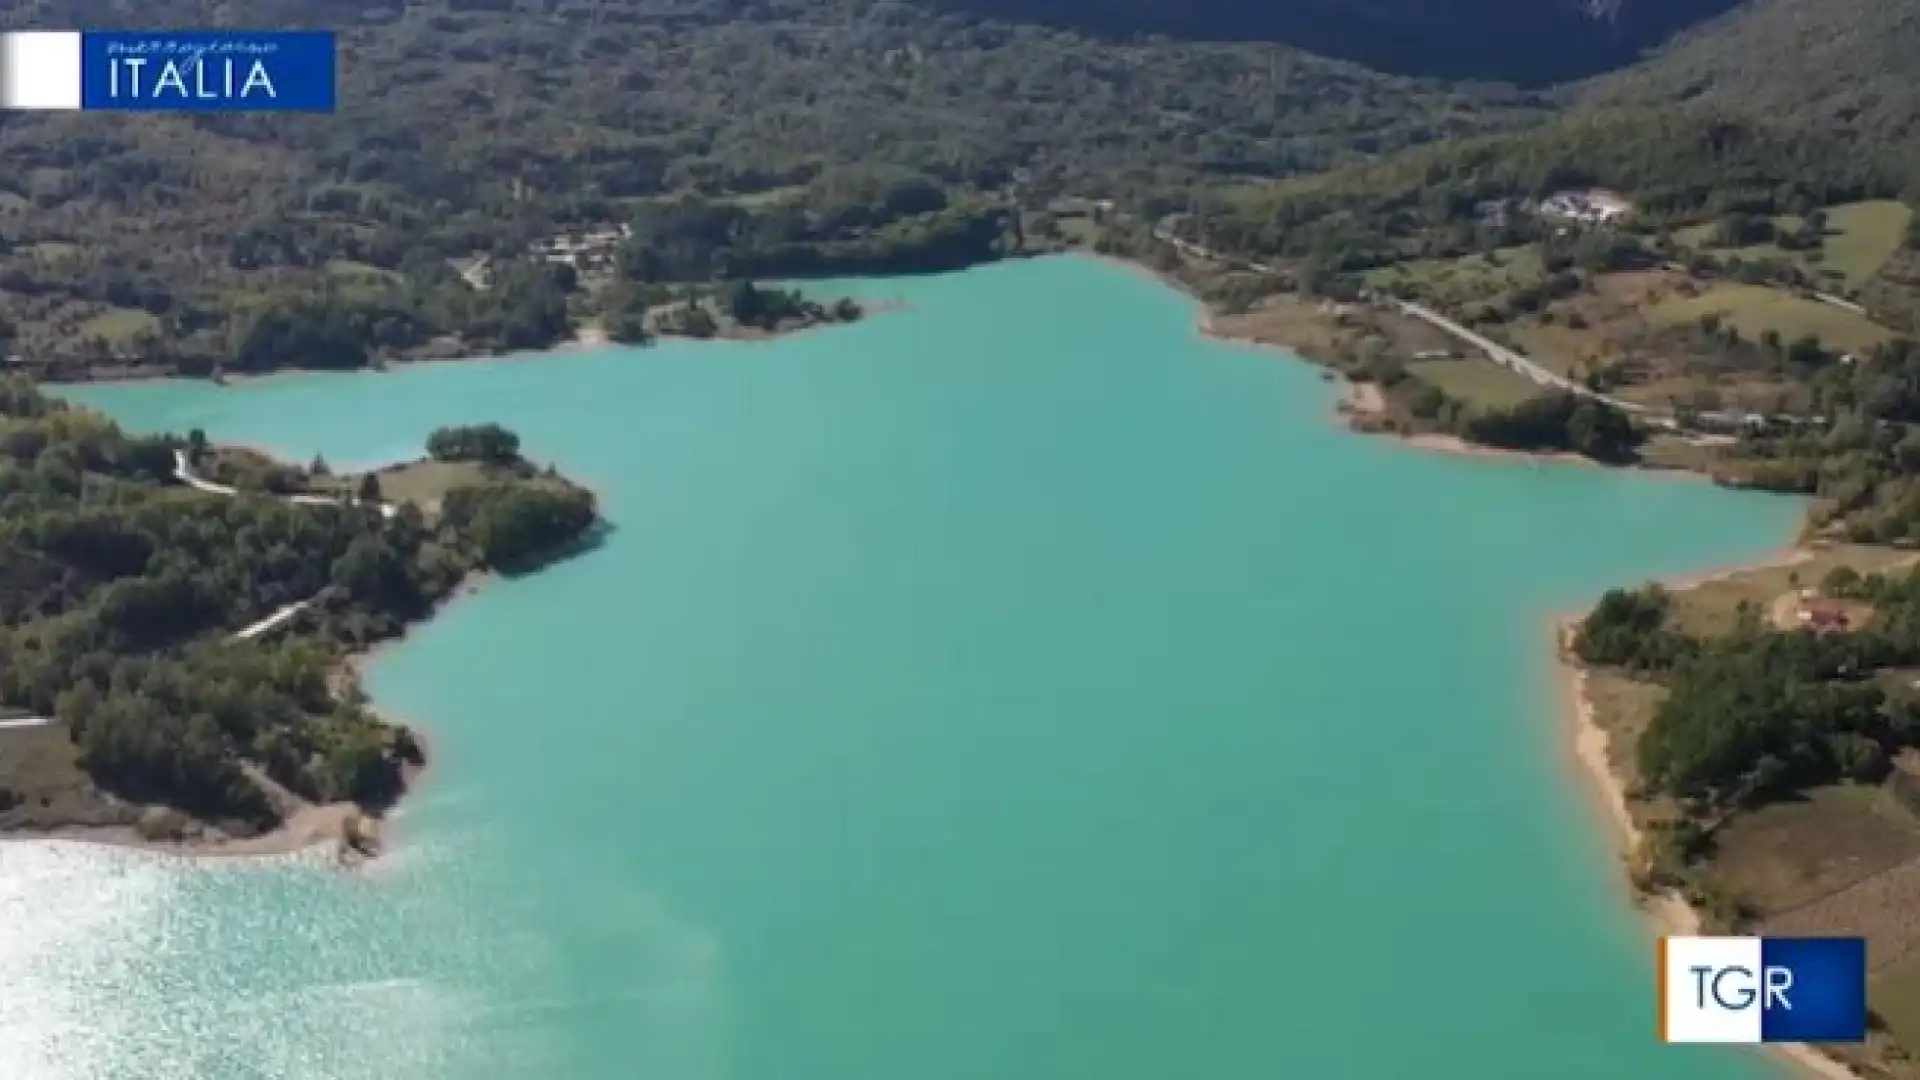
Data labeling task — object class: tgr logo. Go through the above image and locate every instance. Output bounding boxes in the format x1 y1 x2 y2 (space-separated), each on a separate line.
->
1690 962 1793 1013
1660 936 1866 1045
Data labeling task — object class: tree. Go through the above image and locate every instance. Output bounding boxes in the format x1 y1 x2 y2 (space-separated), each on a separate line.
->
357 472 383 504
426 424 522 465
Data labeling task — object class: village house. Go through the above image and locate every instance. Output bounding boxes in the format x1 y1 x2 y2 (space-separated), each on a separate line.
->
1798 596 1852 634
1536 189 1634 226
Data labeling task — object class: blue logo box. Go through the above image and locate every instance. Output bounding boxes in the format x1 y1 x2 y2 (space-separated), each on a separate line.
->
81 31 335 112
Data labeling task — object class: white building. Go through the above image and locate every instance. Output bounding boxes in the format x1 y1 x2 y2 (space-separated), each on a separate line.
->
1537 189 1634 226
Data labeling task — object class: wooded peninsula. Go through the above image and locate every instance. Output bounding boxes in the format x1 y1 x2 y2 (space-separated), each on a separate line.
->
0 387 599 856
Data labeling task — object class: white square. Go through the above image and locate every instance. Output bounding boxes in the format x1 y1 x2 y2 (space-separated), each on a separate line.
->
1662 936 1766 1043
1 32 82 110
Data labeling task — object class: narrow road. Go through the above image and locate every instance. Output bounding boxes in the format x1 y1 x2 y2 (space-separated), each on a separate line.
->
0 599 318 730
233 600 314 642
174 450 396 520
5 457 359 731
1152 227 1680 429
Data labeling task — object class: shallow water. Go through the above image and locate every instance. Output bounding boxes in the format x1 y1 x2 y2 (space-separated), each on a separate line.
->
10 256 1802 1079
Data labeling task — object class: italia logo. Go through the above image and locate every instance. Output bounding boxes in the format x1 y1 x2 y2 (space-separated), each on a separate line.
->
0 30 334 112
105 52 277 102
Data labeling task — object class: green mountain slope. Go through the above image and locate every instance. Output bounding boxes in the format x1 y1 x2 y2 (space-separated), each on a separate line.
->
0 0 1544 373
921 0 1746 85
1580 0 1920 140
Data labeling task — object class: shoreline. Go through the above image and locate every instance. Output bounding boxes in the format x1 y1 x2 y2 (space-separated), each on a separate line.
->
1103 251 1718 477
38 298 891 390
0 550 500 864
1552 547 1858 1080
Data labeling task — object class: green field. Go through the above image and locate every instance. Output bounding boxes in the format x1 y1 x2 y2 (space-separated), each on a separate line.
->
30 240 79 261
77 307 160 344
1675 213 1804 254
1677 201 1911 289
325 259 401 283
1363 247 1544 308
1648 282 1895 354
1824 200 1914 286
1406 357 1541 410
315 459 490 513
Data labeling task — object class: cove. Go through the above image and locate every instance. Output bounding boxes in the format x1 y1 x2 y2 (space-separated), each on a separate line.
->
6 256 1802 1080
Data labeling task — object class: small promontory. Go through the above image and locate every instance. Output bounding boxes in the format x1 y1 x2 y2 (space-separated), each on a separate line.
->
0 381 600 857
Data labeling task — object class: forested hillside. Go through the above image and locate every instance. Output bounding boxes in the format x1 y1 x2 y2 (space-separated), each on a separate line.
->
924 0 1746 85
0 380 598 837
1196 111 1915 272
0 0 1539 375
1580 0 1920 143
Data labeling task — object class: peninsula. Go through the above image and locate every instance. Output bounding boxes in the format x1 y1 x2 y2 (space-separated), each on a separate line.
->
0 385 600 860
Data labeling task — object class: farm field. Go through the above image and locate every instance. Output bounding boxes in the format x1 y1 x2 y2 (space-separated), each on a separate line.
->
1405 356 1540 410
1361 246 1542 308
1647 282 1896 354
76 307 159 344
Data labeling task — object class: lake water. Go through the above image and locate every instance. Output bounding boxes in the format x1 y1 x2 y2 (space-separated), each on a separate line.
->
7 257 1803 1079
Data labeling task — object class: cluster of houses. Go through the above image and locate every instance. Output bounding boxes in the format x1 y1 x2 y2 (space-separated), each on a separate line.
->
1475 190 1635 230
1687 409 1828 436
1536 189 1634 226
529 224 630 275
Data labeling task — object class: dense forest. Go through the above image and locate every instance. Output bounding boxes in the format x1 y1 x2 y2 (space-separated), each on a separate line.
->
0 380 598 833
925 0 1745 85
0 0 1542 375
1578 0 1920 145
3 0 1915 381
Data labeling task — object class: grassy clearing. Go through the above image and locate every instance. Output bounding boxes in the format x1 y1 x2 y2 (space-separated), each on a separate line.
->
77 307 160 344
1582 668 1670 806
1048 214 1102 246
325 259 400 283
1825 200 1914 287
1406 356 1541 409
1704 785 1920 916
30 240 79 261
0 722 121 832
1361 246 1542 308
1663 545 1915 639
1677 201 1910 289
1205 292 1347 360
1676 213 1804 259
1648 281 1895 354
315 459 493 513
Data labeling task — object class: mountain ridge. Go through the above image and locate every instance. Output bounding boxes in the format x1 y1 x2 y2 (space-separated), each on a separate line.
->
917 0 1749 85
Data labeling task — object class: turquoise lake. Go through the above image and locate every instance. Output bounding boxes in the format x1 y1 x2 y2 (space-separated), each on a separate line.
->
4 256 1805 1079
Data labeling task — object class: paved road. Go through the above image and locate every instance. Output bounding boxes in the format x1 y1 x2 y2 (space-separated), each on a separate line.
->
1153 227 1680 429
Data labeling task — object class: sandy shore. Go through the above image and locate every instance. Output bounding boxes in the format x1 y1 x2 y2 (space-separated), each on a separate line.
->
2 799 379 862
0 577 481 865
1554 546 1859 1080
